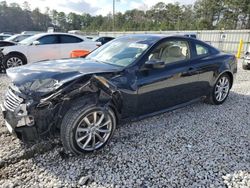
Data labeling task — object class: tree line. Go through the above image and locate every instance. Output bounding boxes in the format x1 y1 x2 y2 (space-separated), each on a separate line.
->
0 0 249 33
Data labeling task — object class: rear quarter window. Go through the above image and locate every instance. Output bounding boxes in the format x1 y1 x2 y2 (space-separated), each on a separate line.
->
196 44 209 56
60 35 83 43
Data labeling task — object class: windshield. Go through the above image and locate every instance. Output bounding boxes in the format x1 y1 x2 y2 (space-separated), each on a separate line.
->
86 38 149 67
18 35 38 45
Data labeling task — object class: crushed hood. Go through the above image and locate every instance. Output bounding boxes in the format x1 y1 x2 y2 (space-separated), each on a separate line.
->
6 58 122 86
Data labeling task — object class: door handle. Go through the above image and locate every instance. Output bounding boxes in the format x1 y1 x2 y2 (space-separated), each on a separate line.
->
188 67 195 72
184 67 197 76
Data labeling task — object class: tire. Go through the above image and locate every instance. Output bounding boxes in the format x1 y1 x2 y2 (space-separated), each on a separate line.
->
242 64 250 70
206 74 232 105
3 53 26 69
60 102 116 155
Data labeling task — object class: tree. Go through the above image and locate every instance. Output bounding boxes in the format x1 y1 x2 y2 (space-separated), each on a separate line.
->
67 12 82 30
31 8 51 31
194 0 224 29
57 12 68 31
0 0 250 33
22 1 31 11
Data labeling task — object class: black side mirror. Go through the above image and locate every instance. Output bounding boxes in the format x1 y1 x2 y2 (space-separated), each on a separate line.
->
145 60 165 69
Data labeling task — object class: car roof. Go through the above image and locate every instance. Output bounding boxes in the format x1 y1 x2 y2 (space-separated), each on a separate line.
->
30 32 92 41
9 34 32 37
116 34 218 51
117 34 194 45
31 32 83 38
0 34 11 36
118 34 194 40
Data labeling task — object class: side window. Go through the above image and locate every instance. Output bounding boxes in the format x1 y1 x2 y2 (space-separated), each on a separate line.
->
60 35 83 43
38 35 59 45
196 44 209 56
149 40 190 65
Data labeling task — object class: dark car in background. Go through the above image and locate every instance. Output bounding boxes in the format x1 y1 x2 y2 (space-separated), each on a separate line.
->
94 36 115 45
1 35 237 155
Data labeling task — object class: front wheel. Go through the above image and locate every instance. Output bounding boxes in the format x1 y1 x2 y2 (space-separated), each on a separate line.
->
206 74 231 105
3 54 26 69
60 104 116 155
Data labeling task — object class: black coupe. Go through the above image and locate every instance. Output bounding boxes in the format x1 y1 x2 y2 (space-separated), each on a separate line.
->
1 35 237 155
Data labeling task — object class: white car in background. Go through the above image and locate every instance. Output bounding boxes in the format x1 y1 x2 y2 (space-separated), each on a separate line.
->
4 34 33 43
0 33 100 69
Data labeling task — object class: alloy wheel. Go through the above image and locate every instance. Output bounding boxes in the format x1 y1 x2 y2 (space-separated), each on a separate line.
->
6 57 23 68
215 76 230 102
75 111 112 151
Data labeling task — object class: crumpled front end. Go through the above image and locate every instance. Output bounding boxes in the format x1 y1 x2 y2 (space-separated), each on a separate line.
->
1 85 38 141
1 83 71 142
1 74 120 142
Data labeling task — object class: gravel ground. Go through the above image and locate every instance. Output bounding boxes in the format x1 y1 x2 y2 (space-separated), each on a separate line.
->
0 61 250 188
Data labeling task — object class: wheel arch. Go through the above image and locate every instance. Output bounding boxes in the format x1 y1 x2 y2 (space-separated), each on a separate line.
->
6 51 28 64
217 71 234 89
56 90 122 128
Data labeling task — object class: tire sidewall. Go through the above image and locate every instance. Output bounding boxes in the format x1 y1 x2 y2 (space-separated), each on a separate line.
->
3 54 25 69
62 105 116 155
212 74 231 105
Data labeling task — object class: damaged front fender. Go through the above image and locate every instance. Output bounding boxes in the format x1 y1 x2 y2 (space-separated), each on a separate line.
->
38 74 123 119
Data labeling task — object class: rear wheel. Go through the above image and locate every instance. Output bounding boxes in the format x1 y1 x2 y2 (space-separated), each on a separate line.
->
206 74 231 105
60 103 116 155
3 54 26 69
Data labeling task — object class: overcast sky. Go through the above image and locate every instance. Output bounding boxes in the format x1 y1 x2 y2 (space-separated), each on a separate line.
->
7 0 195 15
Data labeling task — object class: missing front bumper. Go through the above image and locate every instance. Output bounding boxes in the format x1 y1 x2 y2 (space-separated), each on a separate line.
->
1 103 38 142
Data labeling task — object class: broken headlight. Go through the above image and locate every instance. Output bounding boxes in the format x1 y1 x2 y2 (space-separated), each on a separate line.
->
20 79 61 93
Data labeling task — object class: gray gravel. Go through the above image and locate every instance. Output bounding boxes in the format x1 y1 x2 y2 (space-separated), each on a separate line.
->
0 61 250 187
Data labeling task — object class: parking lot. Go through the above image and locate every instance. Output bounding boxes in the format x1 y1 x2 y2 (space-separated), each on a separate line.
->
0 61 249 187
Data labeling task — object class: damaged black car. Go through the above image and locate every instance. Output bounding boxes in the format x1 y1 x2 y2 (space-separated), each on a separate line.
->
1 35 237 155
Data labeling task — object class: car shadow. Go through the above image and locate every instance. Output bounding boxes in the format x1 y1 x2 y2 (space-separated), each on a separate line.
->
0 90 249 187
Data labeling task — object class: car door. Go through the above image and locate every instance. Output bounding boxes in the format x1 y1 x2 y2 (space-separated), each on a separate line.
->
136 38 201 116
189 41 219 97
28 35 60 63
